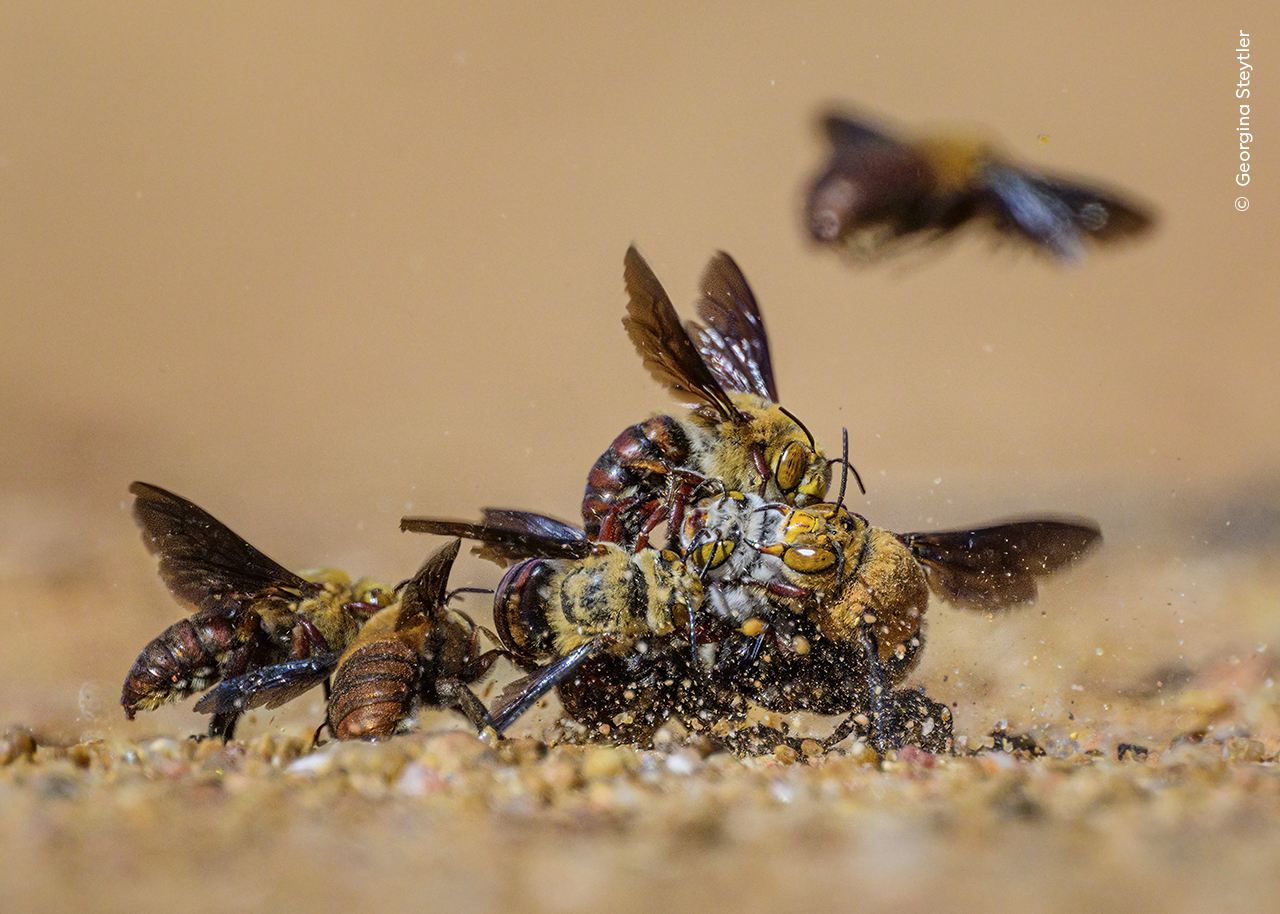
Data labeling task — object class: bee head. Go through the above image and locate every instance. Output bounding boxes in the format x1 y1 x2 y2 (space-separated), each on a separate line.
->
772 406 831 505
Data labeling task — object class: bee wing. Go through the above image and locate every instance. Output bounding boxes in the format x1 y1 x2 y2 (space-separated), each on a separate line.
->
822 113 898 150
622 245 742 421
688 251 779 402
395 539 460 629
979 163 1154 259
130 481 320 613
192 651 341 716
903 518 1101 612
487 639 604 735
401 510 594 563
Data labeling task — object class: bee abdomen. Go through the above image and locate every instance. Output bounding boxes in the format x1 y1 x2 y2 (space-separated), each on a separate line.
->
582 414 692 539
121 613 238 717
493 559 559 663
328 642 419 740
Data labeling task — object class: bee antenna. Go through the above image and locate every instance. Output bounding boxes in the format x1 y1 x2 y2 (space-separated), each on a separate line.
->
827 428 866 506
778 405 816 450
446 586 492 603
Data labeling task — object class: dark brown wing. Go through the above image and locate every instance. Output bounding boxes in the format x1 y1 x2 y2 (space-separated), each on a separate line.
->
903 518 1101 612
488 639 604 735
192 651 340 716
130 481 319 614
401 509 593 563
622 245 742 421
395 539 461 629
688 251 778 402
823 113 899 150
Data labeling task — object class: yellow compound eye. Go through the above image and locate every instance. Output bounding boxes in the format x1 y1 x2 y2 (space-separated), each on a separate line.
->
691 538 734 571
781 544 837 574
773 440 811 493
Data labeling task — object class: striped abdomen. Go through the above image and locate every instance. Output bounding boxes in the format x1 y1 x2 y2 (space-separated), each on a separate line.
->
327 640 420 740
492 559 560 664
121 610 240 717
582 413 692 543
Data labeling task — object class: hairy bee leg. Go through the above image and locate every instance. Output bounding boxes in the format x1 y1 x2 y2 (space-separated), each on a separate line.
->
202 641 262 742
856 625 905 755
291 618 332 658
437 679 496 733
660 468 711 550
207 710 240 742
461 648 509 683
598 494 659 545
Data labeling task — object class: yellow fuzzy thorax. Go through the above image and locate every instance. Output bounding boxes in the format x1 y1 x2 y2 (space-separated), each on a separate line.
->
688 393 830 506
914 134 997 194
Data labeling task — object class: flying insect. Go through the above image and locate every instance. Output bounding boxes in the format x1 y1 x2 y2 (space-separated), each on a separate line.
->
806 111 1154 261
122 481 394 739
582 246 832 549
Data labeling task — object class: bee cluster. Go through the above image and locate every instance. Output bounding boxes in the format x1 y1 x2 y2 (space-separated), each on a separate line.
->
122 109 1151 756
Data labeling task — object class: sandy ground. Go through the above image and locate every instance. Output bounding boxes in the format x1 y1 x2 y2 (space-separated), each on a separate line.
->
2 3 1278 912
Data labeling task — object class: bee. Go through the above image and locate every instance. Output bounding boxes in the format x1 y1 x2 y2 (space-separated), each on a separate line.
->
683 488 1101 753
582 246 832 549
192 540 506 740
806 111 1154 261
401 510 746 743
121 481 395 739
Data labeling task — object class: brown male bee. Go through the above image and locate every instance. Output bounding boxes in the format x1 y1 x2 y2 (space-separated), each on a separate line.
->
402 510 749 743
806 111 1154 260
193 540 506 740
122 481 394 739
581 246 833 549
683 488 1101 753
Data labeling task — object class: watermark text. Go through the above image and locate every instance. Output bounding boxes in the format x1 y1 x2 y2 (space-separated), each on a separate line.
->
1235 30 1253 208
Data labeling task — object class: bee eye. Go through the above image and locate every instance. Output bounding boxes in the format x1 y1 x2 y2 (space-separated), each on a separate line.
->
781 544 837 575
692 539 734 571
773 441 811 493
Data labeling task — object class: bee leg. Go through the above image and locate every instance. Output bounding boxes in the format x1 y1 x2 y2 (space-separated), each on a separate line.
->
207 709 241 742
661 468 709 549
461 648 509 683
437 679 496 733
597 494 658 545
291 618 332 657
856 624 906 755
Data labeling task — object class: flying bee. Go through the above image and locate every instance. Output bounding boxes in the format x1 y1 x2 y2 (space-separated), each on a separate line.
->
682 488 1101 753
806 111 1154 261
193 540 506 741
401 510 747 743
581 245 833 549
122 481 395 739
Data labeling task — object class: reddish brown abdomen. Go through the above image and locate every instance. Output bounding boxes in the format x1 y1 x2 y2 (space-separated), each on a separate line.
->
120 611 239 716
581 414 691 543
328 641 419 740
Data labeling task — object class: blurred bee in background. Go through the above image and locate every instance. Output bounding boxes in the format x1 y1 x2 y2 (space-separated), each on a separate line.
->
193 540 507 740
684 481 1101 753
402 510 749 744
582 245 834 549
805 111 1154 261
122 481 395 739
